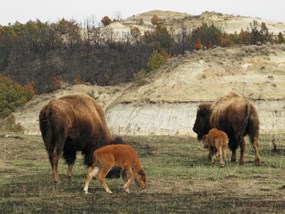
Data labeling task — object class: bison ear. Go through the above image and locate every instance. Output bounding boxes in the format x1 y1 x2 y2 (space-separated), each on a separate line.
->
138 169 146 177
114 136 125 144
198 103 211 115
198 103 211 110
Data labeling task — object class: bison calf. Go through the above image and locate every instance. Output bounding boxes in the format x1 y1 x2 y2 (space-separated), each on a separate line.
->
203 128 229 167
83 144 146 194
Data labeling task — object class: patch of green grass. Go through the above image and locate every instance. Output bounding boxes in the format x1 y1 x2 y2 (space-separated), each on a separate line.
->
0 134 284 213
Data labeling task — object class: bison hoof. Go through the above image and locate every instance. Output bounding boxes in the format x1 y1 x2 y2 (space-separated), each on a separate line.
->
124 188 130 193
239 161 244 165
52 180 59 185
255 159 261 166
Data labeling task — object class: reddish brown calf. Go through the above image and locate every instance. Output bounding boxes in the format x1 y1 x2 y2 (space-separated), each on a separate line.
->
203 128 229 167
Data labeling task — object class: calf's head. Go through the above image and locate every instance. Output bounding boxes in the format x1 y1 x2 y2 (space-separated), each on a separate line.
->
135 169 146 190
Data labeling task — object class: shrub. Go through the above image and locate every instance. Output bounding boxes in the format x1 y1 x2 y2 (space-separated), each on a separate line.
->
101 16 112 26
87 90 99 100
190 23 224 49
133 69 148 85
147 50 166 71
0 75 34 118
238 29 251 45
195 38 203 50
143 24 173 52
151 15 160 25
277 32 285 44
0 114 24 132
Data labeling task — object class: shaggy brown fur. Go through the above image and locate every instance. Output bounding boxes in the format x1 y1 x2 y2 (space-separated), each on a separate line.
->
203 128 229 167
83 144 146 194
193 92 260 165
39 94 123 183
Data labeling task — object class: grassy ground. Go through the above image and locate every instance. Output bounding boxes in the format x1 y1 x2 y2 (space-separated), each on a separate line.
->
0 133 284 213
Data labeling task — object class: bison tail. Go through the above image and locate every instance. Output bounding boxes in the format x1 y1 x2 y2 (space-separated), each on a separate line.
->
39 106 53 153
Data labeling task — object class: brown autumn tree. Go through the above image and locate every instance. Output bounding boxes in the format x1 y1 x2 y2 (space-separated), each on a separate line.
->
151 15 160 25
195 38 203 50
101 16 112 26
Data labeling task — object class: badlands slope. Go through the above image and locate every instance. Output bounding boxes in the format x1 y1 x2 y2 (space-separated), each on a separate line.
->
9 11 285 136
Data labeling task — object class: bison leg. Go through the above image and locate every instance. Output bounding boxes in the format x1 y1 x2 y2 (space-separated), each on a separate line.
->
121 169 128 183
223 144 227 165
123 168 134 193
231 149 237 163
208 147 215 161
210 147 217 165
63 139 77 179
98 165 113 193
251 136 260 166
50 150 61 183
219 146 225 167
239 139 246 165
67 164 74 179
83 166 100 194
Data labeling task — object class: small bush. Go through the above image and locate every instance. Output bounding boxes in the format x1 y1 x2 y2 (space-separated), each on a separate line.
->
101 16 112 26
133 69 148 85
195 38 203 50
0 114 24 132
151 15 160 25
0 75 34 118
87 90 99 100
147 50 166 71
277 32 285 44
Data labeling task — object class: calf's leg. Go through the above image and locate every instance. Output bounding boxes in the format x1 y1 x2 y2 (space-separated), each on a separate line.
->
219 145 225 167
83 166 100 193
98 165 113 193
123 168 135 193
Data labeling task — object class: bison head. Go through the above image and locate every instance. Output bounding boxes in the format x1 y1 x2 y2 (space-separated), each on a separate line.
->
193 104 212 140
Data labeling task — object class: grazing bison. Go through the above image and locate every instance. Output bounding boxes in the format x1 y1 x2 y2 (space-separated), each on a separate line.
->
202 128 229 167
39 94 123 183
83 144 146 194
193 92 260 165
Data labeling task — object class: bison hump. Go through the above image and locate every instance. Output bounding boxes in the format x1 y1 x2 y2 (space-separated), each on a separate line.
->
211 92 249 110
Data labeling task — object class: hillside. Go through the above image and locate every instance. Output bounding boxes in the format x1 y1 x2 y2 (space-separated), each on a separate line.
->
116 44 285 103
1 10 285 136
11 43 285 136
1 10 285 94
111 10 285 36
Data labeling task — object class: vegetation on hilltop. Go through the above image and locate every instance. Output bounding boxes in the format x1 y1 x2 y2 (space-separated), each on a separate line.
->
0 75 34 118
0 15 284 95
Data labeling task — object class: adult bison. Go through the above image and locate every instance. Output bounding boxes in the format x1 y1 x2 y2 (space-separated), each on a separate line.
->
39 94 123 183
193 92 260 165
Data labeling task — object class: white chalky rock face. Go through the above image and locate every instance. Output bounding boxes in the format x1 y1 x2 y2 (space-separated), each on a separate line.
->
106 103 197 136
106 101 285 136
